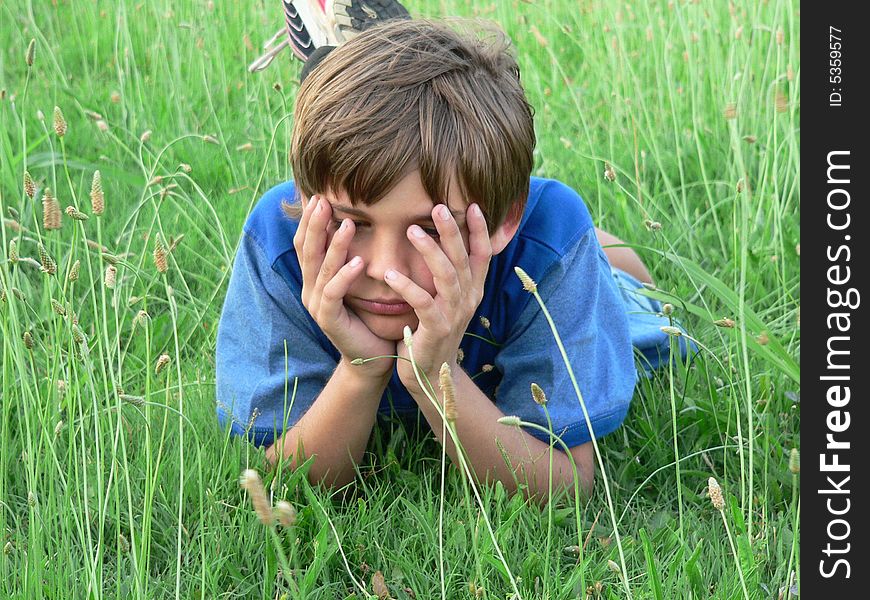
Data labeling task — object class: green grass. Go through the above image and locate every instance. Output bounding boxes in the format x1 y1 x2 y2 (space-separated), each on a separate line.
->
0 0 800 598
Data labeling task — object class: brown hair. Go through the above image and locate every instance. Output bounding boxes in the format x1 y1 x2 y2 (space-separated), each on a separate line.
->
283 18 536 236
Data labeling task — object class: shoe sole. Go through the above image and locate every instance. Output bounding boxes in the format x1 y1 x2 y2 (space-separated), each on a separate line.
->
329 0 411 40
282 0 316 61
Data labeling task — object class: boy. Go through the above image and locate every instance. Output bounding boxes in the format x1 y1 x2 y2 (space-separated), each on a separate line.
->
220 3 671 504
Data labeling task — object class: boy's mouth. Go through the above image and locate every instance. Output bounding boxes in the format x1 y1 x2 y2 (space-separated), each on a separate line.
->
354 297 413 315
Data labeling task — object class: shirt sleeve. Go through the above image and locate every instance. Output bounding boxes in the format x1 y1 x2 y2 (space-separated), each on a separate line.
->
215 231 338 447
493 228 637 448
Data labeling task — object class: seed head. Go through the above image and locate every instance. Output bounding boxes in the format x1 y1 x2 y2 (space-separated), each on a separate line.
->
743 135 757 144
118 532 130 553
497 415 522 427
439 362 458 422
3 542 12 555
9 239 18 263
65 205 89 221
202 134 219 145
775 90 788 113
54 420 64 437
607 560 621 575
350 357 364 365
660 325 682 337
104 264 117 289
531 382 547 405
133 310 151 329
120 394 145 407
26 39 36 66
514 266 537 293
147 175 163 187
95 120 109 132
179 163 192 173
456 347 464 365
23 331 34 350
39 243 58 275
57 379 66 396
274 501 297 527
603 163 616 182
90 170 104 216
69 259 80 282
644 219 662 231
481 364 493 373
707 476 725 511
662 303 674 316
776 28 784 45
42 188 62 230
53 106 67 137
239 469 274 526
788 448 800 474
110 91 121 103
27 491 37 507
403 325 413 349
140 130 152 143
23 170 35 198
155 353 171 374
714 317 735 328
756 331 769 346
236 142 254 152
153 233 168 273
479 316 491 330
72 324 85 344
36 109 45 121
723 102 737 120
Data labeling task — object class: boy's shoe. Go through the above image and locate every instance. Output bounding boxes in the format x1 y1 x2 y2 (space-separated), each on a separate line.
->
329 0 411 41
249 0 409 72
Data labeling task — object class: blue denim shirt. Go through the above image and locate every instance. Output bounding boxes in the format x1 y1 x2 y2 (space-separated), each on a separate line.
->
216 177 680 448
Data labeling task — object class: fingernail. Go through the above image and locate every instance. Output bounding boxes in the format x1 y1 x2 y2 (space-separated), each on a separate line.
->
385 269 397 281
349 256 361 267
315 198 323 214
409 225 425 238
307 195 316 208
437 205 451 221
339 219 347 232
472 203 482 218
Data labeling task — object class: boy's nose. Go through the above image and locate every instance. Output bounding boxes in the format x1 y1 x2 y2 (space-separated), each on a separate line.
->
361 234 413 283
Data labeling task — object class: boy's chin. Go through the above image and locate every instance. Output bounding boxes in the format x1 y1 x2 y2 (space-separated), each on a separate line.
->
360 313 419 342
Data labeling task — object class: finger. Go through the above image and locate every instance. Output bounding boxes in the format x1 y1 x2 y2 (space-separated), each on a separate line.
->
315 218 355 292
383 269 448 334
407 224 462 305
432 203 472 291
320 255 365 323
293 193 312 257
301 196 332 289
466 203 493 284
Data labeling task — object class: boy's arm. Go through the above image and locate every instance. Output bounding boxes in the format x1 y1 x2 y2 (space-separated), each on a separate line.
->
406 370 595 506
265 359 391 488
595 227 653 284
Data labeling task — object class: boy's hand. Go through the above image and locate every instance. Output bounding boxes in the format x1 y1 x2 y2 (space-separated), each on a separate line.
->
294 194 397 379
386 202 492 392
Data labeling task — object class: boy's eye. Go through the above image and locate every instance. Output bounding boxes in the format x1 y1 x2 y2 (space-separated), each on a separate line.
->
330 219 440 239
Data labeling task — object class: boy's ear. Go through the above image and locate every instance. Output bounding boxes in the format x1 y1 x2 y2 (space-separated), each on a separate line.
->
490 202 523 255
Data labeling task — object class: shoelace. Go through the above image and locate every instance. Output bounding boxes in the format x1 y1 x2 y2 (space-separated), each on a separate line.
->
248 28 291 72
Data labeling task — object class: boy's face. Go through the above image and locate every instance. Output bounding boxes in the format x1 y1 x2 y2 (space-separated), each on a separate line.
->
312 169 519 342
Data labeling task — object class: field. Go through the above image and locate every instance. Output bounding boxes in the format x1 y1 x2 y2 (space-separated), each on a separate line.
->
0 0 800 598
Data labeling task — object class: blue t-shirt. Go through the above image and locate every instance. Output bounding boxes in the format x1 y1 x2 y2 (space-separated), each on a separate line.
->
216 177 676 449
